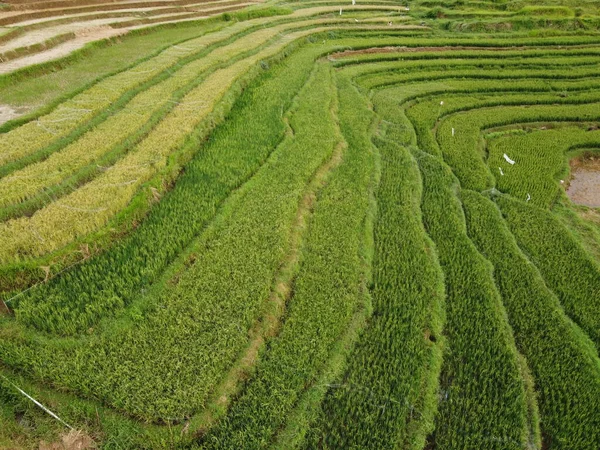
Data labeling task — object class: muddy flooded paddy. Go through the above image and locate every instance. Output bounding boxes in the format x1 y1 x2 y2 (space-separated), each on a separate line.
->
567 154 600 207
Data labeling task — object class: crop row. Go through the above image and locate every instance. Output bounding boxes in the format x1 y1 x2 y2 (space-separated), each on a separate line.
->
0 4 381 173
0 19 250 168
342 48 600 447
0 39 334 447
331 46 600 67
304 129 445 448
497 195 600 351
487 126 600 207
413 148 532 449
400 90 600 186
7 38 323 333
200 65 375 450
462 190 600 448
436 100 600 190
434 105 600 350
0 16 361 213
2 13 600 449
4 32 434 334
0 23 397 264
404 82 600 157
1 42 340 421
350 54 600 80
0 17 424 271
358 64 600 90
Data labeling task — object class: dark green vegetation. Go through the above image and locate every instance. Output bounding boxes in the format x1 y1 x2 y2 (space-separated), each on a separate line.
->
1 0 600 448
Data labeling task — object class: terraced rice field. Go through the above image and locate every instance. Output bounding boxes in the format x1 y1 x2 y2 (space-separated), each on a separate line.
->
1 0 600 448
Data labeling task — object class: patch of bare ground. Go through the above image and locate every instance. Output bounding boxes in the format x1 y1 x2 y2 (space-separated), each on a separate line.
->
0 104 30 125
0 18 131 52
0 0 255 73
566 153 600 207
38 430 96 450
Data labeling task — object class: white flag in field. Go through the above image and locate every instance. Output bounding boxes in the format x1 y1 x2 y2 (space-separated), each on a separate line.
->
503 153 515 165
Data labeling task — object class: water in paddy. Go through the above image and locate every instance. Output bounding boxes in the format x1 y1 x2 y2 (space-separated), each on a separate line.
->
567 155 600 207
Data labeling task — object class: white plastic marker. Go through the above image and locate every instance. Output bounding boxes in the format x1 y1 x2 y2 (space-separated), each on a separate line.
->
340 7 342 15
440 101 444 106
560 180 564 184
452 127 455 137
0 374 74 430
526 193 531 202
499 167 504 176
503 153 515 165
352 0 355 5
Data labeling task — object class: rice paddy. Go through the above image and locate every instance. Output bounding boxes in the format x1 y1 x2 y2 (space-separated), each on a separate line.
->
0 0 599 448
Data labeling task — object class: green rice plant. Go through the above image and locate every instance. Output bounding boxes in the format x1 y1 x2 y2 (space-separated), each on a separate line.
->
0 17 346 212
487 127 600 208
436 100 600 191
1 45 340 421
462 190 600 449
358 66 600 90
1 2 600 447
496 194 600 350
415 150 530 449
200 63 376 450
350 54 600 80
363 78 598 157
0 24 251 168
304 132 445 448
7 39 323 334
0 41 327 448
0 21 415 264
0 22 227 114
0 23 352 264
401 81 600 156
553 200 600 266
331 46 600 67
0 7 343 171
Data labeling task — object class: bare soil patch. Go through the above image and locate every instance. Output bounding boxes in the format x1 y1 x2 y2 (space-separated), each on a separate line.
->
0 18 131 52
0 103 30 124
38 430 96 450
567 154 600 207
